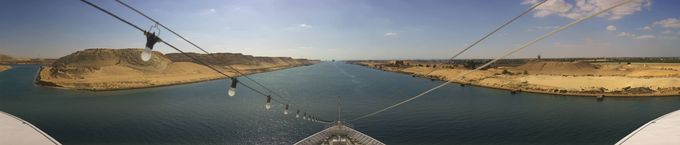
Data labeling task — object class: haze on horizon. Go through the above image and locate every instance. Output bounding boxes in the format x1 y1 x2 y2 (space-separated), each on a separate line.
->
1 0 679 60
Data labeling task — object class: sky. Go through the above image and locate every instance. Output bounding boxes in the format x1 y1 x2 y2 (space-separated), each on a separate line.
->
1 0 679 60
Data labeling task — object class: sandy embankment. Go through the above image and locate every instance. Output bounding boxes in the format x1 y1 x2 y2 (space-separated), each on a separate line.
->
0 65 11 72
354 61 680 97
36 48 318 91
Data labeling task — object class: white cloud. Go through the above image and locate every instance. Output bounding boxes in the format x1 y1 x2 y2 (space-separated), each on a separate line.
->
538 26 560 30
299 24 313 29
384 32 399 36
199 8 217 15
528 26 560 31
617 32 655 40
606 25 617 31
522 0 651 20
634 34 656 40
617 32 636 37
659 36 679 40
286 24 313 31
522 0 572 18
662 30 673 34
642 26 652 31
653 18 680 29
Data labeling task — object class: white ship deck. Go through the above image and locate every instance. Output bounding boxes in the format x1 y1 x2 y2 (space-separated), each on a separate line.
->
0 111 61 145
295 122 385 145
616 109 680 145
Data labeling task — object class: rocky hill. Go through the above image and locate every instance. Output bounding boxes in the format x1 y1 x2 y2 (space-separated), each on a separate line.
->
48 48 171 79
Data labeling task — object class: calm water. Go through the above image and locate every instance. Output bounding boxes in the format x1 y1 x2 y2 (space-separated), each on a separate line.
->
1 62 680 145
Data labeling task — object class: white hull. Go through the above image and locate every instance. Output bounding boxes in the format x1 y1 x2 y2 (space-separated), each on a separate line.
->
296 122 385 145
616 109 680 145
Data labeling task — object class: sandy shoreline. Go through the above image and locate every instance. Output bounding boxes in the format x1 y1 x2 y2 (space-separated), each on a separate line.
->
351 61 680 97
0 65 11 72
35 64 310 91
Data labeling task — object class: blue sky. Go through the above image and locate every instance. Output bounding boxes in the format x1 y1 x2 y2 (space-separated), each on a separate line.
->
1 0 679 60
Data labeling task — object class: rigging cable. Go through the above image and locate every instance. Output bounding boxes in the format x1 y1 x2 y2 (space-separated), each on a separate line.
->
421 0 548 76
349 0 636 122
114 0 292 104
79 0 330 124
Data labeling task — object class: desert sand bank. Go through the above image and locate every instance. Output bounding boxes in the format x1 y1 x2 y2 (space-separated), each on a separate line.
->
1 53 55 65
0 65 11 72
352 61 680 97
36 48 318 91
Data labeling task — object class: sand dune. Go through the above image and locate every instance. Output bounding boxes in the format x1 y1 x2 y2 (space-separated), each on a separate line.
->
36 48 318 91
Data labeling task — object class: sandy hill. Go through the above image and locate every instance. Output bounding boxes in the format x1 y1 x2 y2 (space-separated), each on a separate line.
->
0 53 55 65
166 52 258 65
50 48 172 76
37 48 318 90
513 61 599 75
0 54 13 61
165 53 317 66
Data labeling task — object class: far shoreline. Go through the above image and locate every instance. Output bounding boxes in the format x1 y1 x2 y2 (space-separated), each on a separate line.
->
349 61 680 97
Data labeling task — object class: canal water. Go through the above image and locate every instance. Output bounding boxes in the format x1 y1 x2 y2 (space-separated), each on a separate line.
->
1 62 679 145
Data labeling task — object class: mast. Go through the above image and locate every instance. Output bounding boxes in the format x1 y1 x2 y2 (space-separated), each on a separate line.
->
337 96 342 127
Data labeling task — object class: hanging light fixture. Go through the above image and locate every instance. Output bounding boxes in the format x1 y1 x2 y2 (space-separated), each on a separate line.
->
296 110 300 118
283 104 289 115
142 25 161 62
265 95 272 110
303 113 307 120
227 78 238 97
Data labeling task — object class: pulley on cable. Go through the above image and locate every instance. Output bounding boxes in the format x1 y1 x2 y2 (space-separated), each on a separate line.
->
141 24 161 61
265 95 272 110
228 78 238 96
